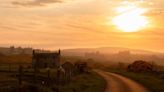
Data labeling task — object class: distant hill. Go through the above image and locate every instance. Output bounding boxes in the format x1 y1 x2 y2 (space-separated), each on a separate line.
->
61 47 164 66
61 47 164 56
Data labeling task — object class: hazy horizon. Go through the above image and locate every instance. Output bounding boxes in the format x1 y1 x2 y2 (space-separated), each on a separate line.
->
1 45 164 54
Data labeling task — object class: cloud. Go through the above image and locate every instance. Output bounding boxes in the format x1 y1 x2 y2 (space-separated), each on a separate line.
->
144 9 164 16
12 0 62 7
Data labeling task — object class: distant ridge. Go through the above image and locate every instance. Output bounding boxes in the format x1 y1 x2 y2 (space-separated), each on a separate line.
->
0 46 163 56
61 47 164 56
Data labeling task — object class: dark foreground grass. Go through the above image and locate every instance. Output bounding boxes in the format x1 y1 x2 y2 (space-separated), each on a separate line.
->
0 71 106 92
57 72 106 92
107 68 164 92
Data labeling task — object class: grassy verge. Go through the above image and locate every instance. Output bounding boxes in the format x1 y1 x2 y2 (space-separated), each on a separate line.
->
57 71 106 92
107 68 164 92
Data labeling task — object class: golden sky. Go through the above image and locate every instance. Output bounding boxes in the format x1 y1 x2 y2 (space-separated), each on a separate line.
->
0 0 164 52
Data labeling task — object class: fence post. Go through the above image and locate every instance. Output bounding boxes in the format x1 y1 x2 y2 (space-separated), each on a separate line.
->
18 65 23 85
33 66 37 83
47 67 50 85
18 65 23 92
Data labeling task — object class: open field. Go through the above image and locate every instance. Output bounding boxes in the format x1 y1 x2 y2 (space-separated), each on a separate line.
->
0 54 32 63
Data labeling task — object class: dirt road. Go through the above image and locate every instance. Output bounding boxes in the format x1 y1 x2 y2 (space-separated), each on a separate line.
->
95 70 149 92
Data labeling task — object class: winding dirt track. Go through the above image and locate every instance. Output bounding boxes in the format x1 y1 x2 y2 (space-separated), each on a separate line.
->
95 70 150 92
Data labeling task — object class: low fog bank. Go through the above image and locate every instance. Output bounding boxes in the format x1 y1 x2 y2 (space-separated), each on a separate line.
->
62 47 164 66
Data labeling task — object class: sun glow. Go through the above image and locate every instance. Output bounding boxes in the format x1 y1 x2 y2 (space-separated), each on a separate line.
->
113 5 149 32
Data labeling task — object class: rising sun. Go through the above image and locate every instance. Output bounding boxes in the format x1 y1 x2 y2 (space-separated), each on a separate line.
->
113 5 149 32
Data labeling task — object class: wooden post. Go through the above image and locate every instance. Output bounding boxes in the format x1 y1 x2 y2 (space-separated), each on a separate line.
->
18 65 23 85
33 67 37 83
18 65 23 92
47 68 50 78
47 67 50 85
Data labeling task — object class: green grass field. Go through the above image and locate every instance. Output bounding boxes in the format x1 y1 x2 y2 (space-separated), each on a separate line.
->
55 72 106 92
107 68 164 92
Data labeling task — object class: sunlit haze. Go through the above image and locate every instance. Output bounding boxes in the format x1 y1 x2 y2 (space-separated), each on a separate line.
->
0 0 164 52
113 5 149 32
